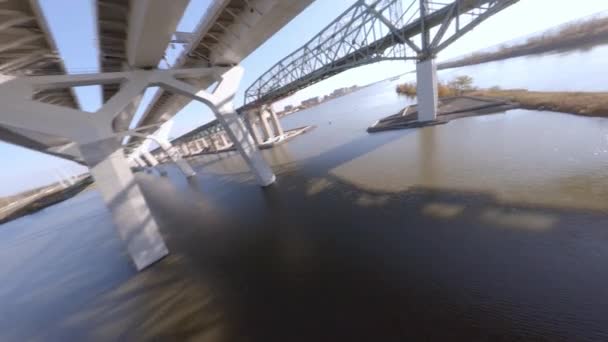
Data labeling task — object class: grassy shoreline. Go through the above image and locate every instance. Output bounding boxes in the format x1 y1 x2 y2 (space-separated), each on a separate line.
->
396 76 608 118
438 15 608 69
468 89 608 117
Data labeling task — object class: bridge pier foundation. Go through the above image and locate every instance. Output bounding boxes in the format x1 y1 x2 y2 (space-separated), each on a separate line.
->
133 156 147 168
154 139 196 177
220 132 231 147
79 138 168 270
182 144 191 156
416 58 438 122
268 107 284 137
244 111 264 145
195 140 204 152
258 109 275 141
160 66 276 186
141 149 159 167
212 135 222 150
125 130 196 178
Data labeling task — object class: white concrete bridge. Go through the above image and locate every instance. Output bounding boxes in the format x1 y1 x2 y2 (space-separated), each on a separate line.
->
0 0 313 270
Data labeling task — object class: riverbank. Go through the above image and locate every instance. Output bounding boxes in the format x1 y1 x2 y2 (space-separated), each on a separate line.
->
396 73 608 118
438 14 608 69
0 177 93 224
470 89 608 117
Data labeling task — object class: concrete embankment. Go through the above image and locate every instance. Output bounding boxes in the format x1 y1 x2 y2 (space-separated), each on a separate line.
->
368 96 518 132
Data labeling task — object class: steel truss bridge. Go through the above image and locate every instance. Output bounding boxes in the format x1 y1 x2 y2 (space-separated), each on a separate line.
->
242 0 517 111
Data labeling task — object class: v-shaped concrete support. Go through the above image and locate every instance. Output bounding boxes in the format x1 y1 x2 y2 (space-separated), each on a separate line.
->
0 65 275 270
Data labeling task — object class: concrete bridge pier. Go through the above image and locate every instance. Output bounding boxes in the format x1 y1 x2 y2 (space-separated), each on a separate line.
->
245 106 285 144
133 156 147 168
201 137 210 149
416 58 438 122
154 140 195 178
267 106 284 137
126 131 196 178
211 135 222 151
160 66 276 186
140 149 159 167
258 109 275 141
244 111 264 145
79 138 168 270
220 132 231 147
181 144 191 156
195 140 204 152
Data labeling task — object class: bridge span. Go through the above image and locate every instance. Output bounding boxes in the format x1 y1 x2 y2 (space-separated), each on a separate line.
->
242 0 518 121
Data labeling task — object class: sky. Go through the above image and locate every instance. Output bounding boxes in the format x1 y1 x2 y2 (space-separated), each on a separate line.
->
1 0 607 196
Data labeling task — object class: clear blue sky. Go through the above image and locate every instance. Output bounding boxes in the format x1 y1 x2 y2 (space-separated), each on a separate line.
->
1 0 607 196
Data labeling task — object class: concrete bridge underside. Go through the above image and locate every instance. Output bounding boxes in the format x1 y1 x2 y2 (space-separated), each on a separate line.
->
0 0 312 271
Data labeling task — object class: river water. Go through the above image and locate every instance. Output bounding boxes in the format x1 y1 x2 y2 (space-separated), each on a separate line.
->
1 49 608 340
277 47 608 212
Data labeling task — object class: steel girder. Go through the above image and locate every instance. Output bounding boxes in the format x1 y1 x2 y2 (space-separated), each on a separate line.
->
242 0 518 110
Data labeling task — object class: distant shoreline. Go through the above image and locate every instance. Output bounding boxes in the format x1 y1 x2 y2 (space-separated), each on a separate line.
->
469 89 608 118
438 15 608 70
0 177 92 225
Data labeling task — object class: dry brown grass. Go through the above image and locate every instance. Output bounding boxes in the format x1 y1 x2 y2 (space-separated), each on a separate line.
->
395 83 417 97
438 83 456 97
396 82 457 98
469 89 608 117
439 15 608 69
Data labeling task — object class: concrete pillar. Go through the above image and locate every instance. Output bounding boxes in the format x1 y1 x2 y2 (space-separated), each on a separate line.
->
79 138 168 270
416 58 438 122
154 138 196 177
212 135 222 150
257 109 274 141
220 132 230 147
134 155 148 167
244 111 264 145
187 142 197 154
219 112 275 185
268 107 284 137
141 149 158 167
179 144 189 156
160 66 275 186
190 142 199 154
132 156 145 167
201 137 209 149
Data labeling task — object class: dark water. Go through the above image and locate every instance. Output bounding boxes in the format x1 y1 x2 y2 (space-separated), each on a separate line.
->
2 66 608 340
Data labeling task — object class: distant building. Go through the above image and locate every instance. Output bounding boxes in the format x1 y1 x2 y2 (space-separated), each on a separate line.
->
301 97 320 107
331 87 348 97
284 105 294 112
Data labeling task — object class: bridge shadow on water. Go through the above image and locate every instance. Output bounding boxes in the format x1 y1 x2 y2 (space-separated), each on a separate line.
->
5 127 608 341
